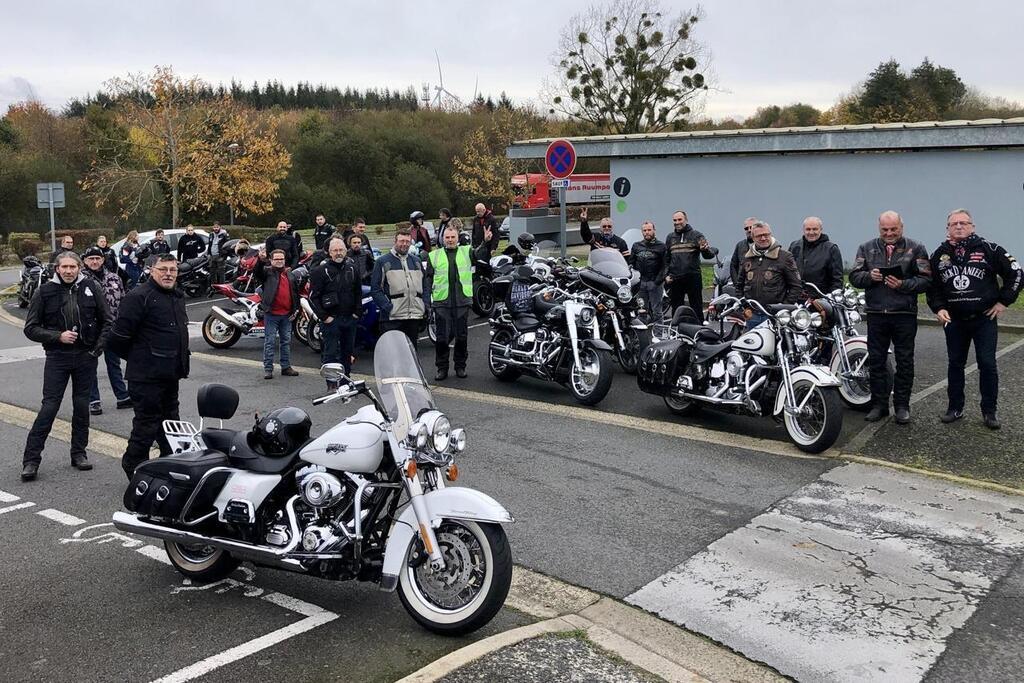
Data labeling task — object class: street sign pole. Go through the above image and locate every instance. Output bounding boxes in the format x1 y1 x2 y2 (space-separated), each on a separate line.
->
559 186 567 259
48 184 56 252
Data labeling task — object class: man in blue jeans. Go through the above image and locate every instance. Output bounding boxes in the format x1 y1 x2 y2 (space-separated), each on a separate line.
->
255 249 300 380
82 247 132 414
928 208 1023 429
310 237 362 384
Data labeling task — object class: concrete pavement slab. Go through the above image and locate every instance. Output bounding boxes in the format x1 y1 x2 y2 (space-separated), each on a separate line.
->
628 462 1024 682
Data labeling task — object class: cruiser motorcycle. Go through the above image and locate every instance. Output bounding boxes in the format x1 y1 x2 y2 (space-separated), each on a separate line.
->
638 294 844 453
112 331 514 636
577 248 652 374
487 266 614 405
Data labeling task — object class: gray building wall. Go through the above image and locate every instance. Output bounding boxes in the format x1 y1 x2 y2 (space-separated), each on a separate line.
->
610 149 1024 265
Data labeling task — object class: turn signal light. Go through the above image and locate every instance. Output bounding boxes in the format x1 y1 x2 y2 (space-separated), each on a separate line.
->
405 460 418 479
447 464 459 481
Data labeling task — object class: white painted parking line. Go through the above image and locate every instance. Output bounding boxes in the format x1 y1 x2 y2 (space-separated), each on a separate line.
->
135 544 173 565
628 462 1024 682
0 501 36 515
152 602 338 683
0 345 46 364
36 508 87 526
0 489 20 503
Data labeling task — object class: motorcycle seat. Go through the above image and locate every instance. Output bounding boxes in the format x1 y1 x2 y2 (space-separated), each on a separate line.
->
136 448 230 480
227 431 301 474
693 339 734 364
512 315 542 332
676 322 722 342
178 261 195 274
201 427 237 453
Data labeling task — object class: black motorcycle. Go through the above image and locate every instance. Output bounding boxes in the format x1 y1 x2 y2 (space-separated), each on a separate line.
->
17 255 45 308
176 254 212 298
575 248 652 374
487 266 614 405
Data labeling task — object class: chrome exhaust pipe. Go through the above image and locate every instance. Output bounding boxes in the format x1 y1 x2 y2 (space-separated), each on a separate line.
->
670 390 746 406
210 305 245 330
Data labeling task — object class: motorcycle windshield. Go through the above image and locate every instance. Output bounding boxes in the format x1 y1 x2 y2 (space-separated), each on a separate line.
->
620 229 642 249
589 248 631 278
534 240 561 259
373 330 435 442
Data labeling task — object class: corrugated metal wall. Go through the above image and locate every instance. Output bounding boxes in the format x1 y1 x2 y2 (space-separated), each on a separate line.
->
610 149 1024 264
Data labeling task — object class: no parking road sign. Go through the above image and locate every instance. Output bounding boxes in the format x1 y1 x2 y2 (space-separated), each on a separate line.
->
545 139 577 180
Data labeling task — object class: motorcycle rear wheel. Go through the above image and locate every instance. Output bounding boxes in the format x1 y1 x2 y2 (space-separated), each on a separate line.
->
487 329 520 381
472 281 496 318
783 381 843 453
397 520 512 637
165 541 240 583
294 314 310 345
202 315 242 349
308 321 323 353
664 394 702 416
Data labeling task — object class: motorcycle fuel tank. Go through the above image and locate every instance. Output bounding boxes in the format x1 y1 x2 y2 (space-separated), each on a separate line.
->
731 327 776 358
299 405 385 473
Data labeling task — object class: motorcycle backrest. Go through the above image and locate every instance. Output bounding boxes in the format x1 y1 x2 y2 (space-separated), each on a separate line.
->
197 383 239 420
671 306 701 326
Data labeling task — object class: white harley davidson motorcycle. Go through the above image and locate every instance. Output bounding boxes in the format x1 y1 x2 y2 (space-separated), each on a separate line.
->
112 331 514 635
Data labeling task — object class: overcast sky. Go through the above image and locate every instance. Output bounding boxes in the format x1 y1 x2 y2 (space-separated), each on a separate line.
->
2 0 1021 120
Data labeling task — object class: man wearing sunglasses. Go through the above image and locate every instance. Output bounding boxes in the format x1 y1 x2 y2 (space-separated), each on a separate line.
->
108 254 190 479
730 217 758 286
928 209 1023 429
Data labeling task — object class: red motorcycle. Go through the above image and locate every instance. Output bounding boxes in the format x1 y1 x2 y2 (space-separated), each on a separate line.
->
201 283 264 349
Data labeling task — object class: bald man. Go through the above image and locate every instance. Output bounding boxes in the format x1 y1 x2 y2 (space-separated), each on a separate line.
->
849 210 932 424
472 202 500 254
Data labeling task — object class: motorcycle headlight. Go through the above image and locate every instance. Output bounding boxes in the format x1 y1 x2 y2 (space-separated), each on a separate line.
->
408 421 428 449
858 292 866 307
579 306 596 324
810 312 823 328
848 310 862 324
791 308 812 331
617 285 632 303
430 415 451 453
844 291 858 307
775 310 792 326
451 428 467 453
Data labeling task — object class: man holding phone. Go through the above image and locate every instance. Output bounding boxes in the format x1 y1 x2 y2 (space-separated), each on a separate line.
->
849 210 932 424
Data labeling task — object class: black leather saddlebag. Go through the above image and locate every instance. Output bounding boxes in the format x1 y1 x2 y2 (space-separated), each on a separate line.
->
637 338 691 394
124 450 230 521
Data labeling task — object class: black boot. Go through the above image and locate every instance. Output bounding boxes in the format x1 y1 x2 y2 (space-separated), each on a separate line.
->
435 368 448 382
21 462 38 481
864 406 889 422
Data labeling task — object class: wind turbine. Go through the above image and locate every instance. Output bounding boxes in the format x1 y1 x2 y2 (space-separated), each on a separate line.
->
432 51 463 108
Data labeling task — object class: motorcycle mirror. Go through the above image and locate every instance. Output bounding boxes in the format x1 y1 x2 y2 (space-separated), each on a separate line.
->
319 363 348 383
570 256 580 264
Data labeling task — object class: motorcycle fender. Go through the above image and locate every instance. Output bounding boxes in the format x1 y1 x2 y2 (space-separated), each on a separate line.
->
629 318 649 330
379 487 514 592
773 365 842 416
210 305 247 330
830 336 867 374
299 297 318 321
580 338 613 352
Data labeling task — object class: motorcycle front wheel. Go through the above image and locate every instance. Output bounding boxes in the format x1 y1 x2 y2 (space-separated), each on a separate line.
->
397 520 512 636
617 327 653 375
782 380 844 453
294 314 310 345
569 347 613 405
202 314 242 349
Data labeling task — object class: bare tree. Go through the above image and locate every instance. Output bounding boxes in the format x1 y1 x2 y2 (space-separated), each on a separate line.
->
545 0 711 134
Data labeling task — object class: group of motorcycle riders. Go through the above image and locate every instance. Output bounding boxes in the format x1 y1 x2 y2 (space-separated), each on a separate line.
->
15 200 1022 482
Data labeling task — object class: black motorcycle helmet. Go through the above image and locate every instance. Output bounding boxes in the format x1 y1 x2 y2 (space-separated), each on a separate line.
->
517 232 536 251
252 407 312 456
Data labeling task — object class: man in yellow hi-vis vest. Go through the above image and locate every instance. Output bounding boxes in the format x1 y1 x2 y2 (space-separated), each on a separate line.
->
425 221 490 381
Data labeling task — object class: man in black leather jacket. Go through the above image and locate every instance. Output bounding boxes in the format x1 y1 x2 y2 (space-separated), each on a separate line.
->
21 252 109 480
849 210 932 424
579 207 628 253
266 221 299 266
788 216 844 296
107 254 190 478
665 210 716 322
628 221 667 320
